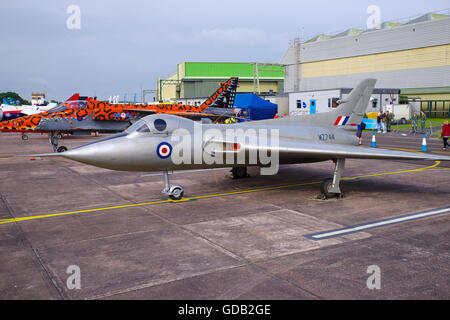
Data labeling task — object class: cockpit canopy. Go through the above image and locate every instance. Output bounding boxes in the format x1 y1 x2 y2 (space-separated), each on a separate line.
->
47 101 89 113
126 114 195 136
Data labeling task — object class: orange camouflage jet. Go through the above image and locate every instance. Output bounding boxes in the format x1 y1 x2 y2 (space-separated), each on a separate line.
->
0 77 239 152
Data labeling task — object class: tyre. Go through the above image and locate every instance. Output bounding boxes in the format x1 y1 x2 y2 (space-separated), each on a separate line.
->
320 178 340 199
169 186 184 201
57 146 68 153
231 167 247 179
21 134 29 141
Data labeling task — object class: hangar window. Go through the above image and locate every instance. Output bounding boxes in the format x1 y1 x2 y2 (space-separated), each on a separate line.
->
372 98 378 109
328 98 339 109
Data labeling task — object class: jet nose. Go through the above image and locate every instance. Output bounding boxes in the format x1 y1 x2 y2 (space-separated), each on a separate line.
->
60 132 130 170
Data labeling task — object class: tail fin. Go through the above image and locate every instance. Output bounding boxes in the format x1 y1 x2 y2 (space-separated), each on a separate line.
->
199 77 239 111
293 79 376 128
66 93 80 102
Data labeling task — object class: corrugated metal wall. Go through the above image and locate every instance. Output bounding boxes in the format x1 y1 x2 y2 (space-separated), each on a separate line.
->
283 18 450 93
300 65 450 91
300 18 450 63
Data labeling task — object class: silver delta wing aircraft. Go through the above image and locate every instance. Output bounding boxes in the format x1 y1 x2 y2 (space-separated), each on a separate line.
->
31 79 450 200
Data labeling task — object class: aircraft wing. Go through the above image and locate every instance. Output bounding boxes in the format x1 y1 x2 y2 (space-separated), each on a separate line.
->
212 138 450 162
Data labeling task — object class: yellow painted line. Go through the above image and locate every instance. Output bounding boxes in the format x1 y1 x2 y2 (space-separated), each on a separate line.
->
343 161 440 181
0 161 443 226
0 200 171 225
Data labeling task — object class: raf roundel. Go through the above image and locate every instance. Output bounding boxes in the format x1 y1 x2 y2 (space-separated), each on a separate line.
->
157 142 172 159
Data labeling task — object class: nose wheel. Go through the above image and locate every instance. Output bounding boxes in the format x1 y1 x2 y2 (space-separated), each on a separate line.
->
161 171 184 201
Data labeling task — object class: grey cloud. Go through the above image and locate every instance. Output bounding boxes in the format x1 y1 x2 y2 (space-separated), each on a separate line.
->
0 0 448 100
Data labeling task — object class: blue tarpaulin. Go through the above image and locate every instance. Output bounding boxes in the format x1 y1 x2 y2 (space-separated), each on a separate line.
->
233 93 278 121
362 119 378 130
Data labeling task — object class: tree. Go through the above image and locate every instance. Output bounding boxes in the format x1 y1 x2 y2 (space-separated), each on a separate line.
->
0 92 29 105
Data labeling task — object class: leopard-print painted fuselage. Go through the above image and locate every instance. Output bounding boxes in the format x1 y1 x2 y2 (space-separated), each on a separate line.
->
0 77 239 132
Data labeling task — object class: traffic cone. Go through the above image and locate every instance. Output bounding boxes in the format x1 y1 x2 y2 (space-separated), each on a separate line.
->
371 131 377 148
421 133 428 152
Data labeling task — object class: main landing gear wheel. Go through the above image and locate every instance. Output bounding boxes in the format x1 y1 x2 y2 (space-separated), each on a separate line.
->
57 146 68 153
57 133 63 140
161 170 184 201
318 159 346 200
319 178 345 199
231 167 248 179
21 134 28 141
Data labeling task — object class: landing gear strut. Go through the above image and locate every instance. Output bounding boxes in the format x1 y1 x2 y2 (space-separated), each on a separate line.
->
48 131 68 153
318 159 346 199
161 170 184 201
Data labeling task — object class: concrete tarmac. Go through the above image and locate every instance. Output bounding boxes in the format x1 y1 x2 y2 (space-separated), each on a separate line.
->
0 130 449 300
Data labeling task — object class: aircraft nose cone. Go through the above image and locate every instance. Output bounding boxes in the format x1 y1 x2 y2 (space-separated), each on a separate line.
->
61 133 128 169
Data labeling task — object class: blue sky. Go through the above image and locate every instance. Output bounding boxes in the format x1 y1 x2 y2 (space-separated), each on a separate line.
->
0 0 449 100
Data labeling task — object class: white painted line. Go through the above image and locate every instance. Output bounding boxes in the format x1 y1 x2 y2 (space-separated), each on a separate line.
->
307 207 450 240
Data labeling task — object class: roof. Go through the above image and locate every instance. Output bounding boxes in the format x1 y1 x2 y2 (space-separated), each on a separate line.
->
304 34 333 43
401 87 450 95
382 22 403 29
304 11 450 43
234 93 277 109
406 13 449 24
333 28 364 38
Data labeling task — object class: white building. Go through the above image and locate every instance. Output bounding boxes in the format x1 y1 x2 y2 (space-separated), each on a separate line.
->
288 88 400 116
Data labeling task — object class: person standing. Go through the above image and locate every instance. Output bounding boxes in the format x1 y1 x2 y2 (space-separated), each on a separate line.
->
420 111 427 134
377 112 382 133
411 111 419 134
441 120 450 151
386 111 395 132
381 112 387 133
356 121 366 145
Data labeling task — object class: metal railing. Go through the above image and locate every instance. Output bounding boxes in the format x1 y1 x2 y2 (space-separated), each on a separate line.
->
390 120 444 138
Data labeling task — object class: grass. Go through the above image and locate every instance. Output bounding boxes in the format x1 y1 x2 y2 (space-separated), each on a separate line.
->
392 118 449 131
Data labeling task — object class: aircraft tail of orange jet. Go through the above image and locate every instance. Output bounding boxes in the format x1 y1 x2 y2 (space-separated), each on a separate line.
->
66 93 80 102
199 77 239 112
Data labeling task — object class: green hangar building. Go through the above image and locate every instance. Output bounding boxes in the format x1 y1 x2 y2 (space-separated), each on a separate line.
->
157 62 284 102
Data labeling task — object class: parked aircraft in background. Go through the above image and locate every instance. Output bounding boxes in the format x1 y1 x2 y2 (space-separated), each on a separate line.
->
0 78 239 152
28 79 450 200
0 103 56 121
0 93 84 122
